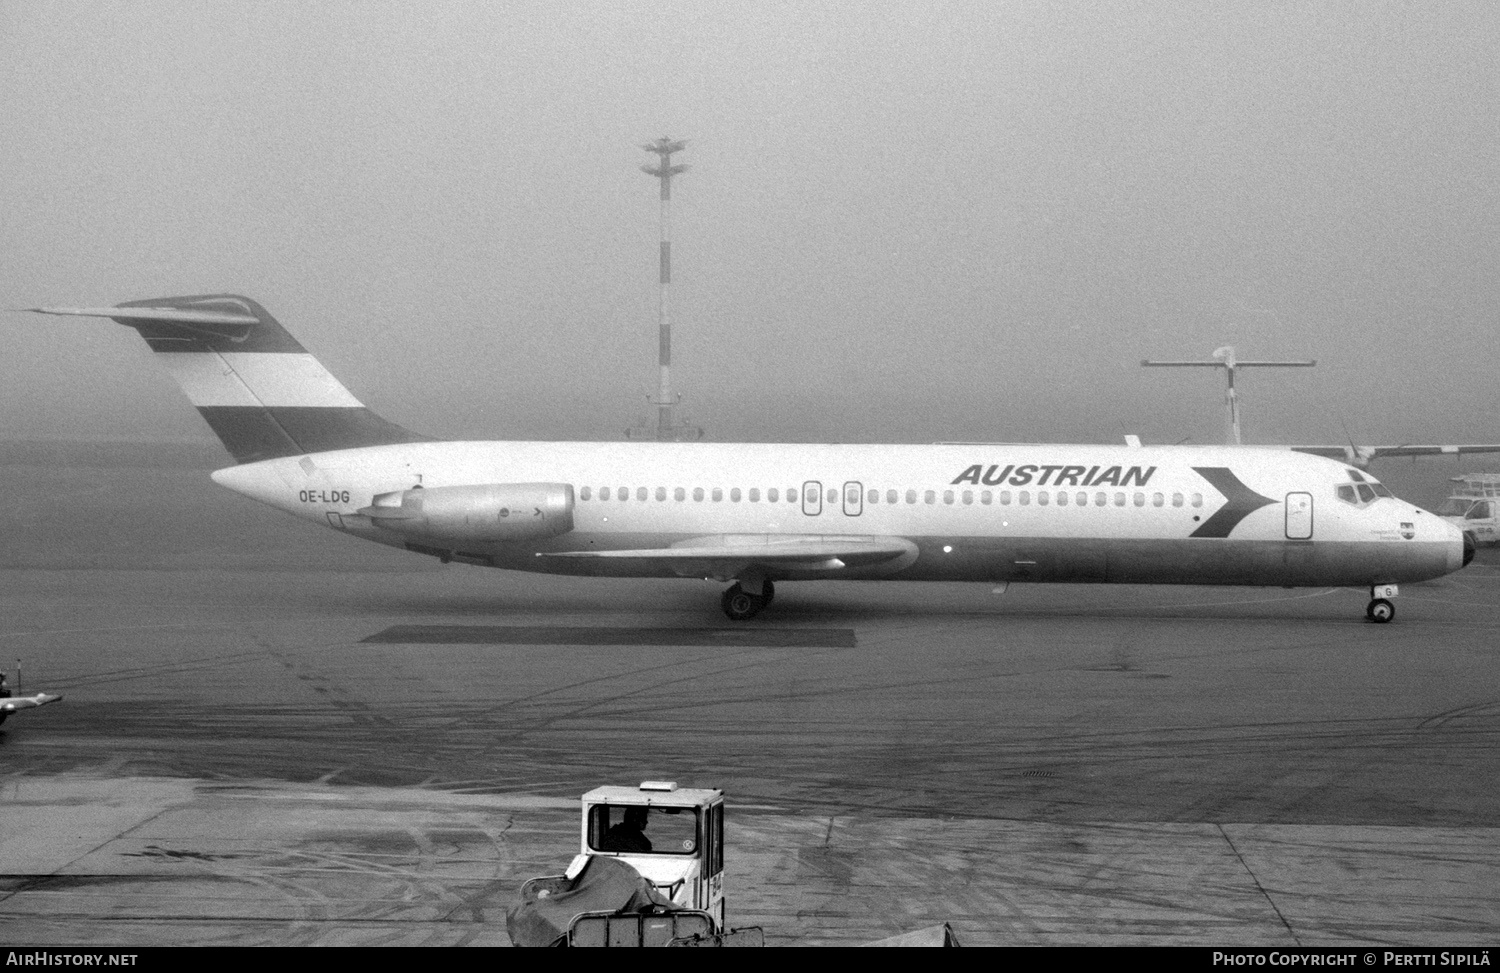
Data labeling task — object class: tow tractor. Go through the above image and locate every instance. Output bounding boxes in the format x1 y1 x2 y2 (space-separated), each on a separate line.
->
507 781 763 947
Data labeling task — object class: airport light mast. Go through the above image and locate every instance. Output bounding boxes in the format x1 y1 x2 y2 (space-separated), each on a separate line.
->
1142 346 1316 445
628 137 702 442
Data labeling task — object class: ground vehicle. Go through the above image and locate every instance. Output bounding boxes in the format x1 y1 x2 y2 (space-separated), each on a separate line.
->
507 781 760 947
1436 475 1500 546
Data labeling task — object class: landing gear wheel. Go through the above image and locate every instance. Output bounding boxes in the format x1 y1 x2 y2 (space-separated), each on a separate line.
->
721 583 766 621
1366 598 1395 623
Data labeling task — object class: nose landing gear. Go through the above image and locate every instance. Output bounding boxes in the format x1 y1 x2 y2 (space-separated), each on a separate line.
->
1365 583 1398 623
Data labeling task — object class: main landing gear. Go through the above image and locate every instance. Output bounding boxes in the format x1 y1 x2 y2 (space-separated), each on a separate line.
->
721 580 775 621
1365 583 1398 624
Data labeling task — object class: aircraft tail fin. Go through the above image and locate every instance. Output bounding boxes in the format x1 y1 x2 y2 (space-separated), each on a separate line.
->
31 294 432 463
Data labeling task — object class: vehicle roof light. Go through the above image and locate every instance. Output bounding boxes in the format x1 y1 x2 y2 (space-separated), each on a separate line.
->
639 780 678 792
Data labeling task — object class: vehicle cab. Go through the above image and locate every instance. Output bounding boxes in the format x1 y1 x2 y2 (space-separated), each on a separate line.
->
578 781 726 929
1436 474 1500 546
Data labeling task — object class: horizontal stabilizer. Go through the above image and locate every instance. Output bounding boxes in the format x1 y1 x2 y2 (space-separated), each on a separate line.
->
29 305 260 342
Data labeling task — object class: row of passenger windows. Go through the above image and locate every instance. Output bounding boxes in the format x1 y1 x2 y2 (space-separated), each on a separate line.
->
577 485 1206 509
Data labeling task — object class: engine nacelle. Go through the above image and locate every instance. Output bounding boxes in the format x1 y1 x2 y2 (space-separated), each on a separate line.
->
359 483 574 543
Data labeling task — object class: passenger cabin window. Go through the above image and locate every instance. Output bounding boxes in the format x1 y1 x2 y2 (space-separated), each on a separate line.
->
674 487 686 501
712 488 723 502
637 487 648 501
580 486 591 501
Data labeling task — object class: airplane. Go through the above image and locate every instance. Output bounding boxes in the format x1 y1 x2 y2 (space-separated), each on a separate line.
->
26 295 1475 624
0 692 63 726
1144 346 1500 467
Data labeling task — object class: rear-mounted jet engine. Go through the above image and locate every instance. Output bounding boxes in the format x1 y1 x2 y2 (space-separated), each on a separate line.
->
358 483 574 543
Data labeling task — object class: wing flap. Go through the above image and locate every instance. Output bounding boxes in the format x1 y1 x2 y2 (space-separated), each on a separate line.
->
540 534 916 573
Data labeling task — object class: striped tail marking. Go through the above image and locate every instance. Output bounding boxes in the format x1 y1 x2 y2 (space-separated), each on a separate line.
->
31 294 431 463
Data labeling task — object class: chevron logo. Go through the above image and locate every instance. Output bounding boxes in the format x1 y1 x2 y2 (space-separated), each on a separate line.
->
1190 467 1278 538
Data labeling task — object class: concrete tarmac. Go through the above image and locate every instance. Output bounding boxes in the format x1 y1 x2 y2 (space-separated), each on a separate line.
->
1 448 1498 945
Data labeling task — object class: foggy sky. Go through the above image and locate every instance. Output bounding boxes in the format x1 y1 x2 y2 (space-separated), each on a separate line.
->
2 0 1497 451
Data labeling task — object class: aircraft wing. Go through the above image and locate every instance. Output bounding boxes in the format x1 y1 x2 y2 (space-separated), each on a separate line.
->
1 692 62 714
1290 444 1500 467
539 534 917 575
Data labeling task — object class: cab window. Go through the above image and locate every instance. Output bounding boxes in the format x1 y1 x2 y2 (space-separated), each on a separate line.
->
1437 498 1473 517
1466 501 1493 521
587 803 700 856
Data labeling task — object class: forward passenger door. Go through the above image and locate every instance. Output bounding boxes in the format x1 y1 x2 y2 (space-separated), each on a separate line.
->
1285 492 1313 540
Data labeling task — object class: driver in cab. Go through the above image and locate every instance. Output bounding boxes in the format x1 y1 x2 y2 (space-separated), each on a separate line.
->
600 806 652 853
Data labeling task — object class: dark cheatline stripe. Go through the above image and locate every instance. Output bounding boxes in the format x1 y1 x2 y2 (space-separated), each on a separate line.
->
1190 467 1278 539
198 406 434 464
117 295 308 354
362 625 857 648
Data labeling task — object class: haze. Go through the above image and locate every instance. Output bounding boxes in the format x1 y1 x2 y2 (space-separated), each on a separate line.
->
2 1 1496 453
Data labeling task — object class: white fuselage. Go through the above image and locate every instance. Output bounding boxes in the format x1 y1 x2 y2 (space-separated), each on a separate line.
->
212 440 1466 589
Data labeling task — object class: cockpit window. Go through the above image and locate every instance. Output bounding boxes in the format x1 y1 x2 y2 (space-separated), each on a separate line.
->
1337 476 1391 508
